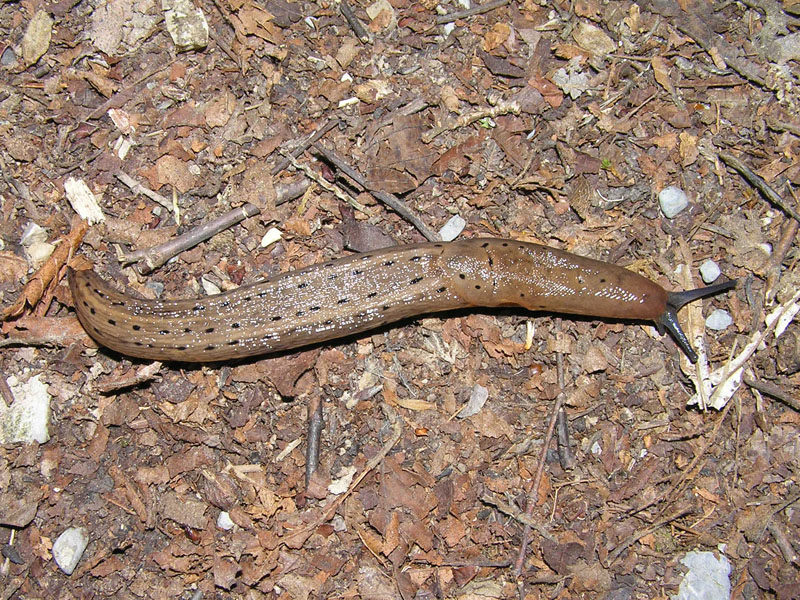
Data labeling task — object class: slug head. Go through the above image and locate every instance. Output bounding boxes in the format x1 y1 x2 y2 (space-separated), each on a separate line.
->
656 280 737 363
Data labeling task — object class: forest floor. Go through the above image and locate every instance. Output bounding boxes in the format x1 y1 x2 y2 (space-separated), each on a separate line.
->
1 0 799 598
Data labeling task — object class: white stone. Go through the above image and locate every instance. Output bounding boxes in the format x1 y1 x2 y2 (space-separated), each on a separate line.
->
439 215 466 242
699 260 721 283
672 551 731 600
52 527 89 575
216 511 235 530
0 375 50 444
658 186 689 218
705 309 733 331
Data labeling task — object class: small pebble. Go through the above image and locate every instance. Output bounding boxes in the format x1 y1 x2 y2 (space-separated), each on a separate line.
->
217 511 235 531
52 527 88 575
658 186 689 218
705 309 733 331
699 260 721 283
439 215 466 242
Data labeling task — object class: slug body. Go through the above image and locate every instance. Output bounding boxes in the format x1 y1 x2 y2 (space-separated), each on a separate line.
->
69 238 734 363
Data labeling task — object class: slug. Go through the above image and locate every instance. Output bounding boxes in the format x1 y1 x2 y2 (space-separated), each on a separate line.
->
68 238 736 364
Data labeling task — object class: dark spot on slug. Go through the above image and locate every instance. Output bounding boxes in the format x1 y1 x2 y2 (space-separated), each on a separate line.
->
310 306 321 312
90 307 96 314
502 242 508 247
221 301 231 308
367 292 378 298
410 277 423 284
361 255 373 260
437 287 447 293
520 293 525 298
410 256 422 262
108 319 116 325
328 273 337 281
488 256 493 267
434 244 443 248
231 323 241 329
193 305 205 312
94 288 102 295
228 340 239 345
352 269 363 275
205 345 215 351
475 285 481 290
383 260 394 266
184 328 192 333
244 296 251 302
382 305 390 311
133 325 141 331
600 278 607 283
481 242 489 248
82 301 88 307
459 274 466 279
159 330 169 335
577 276 584 284
135 341 143 346
271 316 282 321
298 282 308 289
323 320 333 325
296 311 304 317
205 327 215 333
111 301 125 306
258 291 268 298
176 346 186 350
338 298 349 304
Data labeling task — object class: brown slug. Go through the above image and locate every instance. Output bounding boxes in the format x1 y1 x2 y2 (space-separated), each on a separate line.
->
68 238 736 364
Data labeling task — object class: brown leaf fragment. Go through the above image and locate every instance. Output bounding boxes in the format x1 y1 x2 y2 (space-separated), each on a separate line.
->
22 10 52 66
161 491 208 529
0 487 42 527
568 559 612 593
233 349 319 397
153 154 197 193
2 218 87 321
164 446 216 478
235 159 276 212
382 511 401 556
110 465 150 525
214 555 239 590
0 315 92 348
651 56 677 96
477 48 526 78
340 205 396 252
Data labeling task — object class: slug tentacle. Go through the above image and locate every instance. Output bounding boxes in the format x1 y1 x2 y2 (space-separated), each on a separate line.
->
657 280 738 363
69 238 736 363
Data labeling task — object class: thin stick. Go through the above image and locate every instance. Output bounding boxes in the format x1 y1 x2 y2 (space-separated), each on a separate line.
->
271 118 339 176
514 349 565 575
743 375 800 412
435 0 510 24
718 151 800 224
313 144 440 242
115 170 174 213
305 395 324 487
339 0 369 43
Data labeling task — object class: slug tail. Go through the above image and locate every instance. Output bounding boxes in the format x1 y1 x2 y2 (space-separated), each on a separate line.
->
656 280 738 363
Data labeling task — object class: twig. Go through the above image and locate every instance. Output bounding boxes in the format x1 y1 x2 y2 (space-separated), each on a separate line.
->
284 404 402 547
313 144 440 242
435 0 510 25
339 0 369 43
123 179 310 273
280 150 368 214
605 507 693 566
305 395 324 487
718 151 800 224
422 100 520 144
115 170 174 214
765 193 799 303
125 204 259 273
514 347 565 576
742 375 800 411
271 118 339 177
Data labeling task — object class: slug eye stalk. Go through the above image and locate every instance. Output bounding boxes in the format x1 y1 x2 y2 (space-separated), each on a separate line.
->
657 280 738 363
